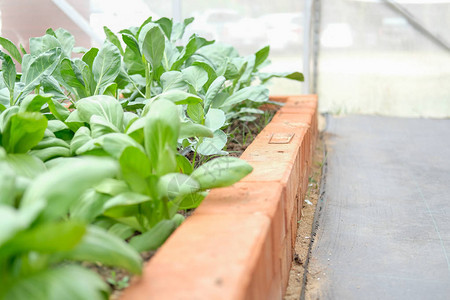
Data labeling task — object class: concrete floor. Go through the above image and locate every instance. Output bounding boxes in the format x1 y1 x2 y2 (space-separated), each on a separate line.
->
306 115 450 299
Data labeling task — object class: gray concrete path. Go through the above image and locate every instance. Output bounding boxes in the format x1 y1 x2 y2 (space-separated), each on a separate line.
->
307 115 450 300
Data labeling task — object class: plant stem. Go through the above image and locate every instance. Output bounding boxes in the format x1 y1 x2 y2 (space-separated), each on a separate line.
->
145 62 153 99
9 92 14 107
162 198 170 219
13 92 22 106
191 148 197 169
191 140 201 168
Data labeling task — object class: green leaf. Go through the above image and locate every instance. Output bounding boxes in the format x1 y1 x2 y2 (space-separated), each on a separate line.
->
171 17 194 42
205 108 225 132
19 48 61 100
222 85 269 108
157 173 199 200
59 58 86 95
197 129 227 156
32 137 69 150
160 71 186 92
99 133 145 159
0 204 42 246
0 162 17 205
47 98 70 121
29 34 61 55
254 45 270 69
237 55 255 84
137 16 153 36
129 219 177 252
179 122 213 139
82 47 99 69
204 76 225 111
191 61 217 90
21 157 119 221
0 37 22 63
103 192 152 218
2 112 48 153
146 90 202 108
142 26 165 70
155 17 173 39
3 265 109 300
123 111 139 130
187 102 204 124
19 43 27 55
144 100 179 176
48 119 70 133
108 223 135 240
40 76 67 100
4 153 46 178
102 82 117 97
223 59 240 79
62 108 83 128
70 126 91 155
103 26 124 55
119 146 151 194
73 58 95 96
65 226 142 274
259 71 304 83
0 106 19 131
19 94 52 112
191 157 253 189
178 191 207 210
90 115 120 138
53 28 75 57
171 35 213 70
92 42 121 95
122 33 144 75
95 178 129 196
0 88 10 111
175 154 193 174
125 116 145 144
162 39 180 71
29 146 71 162
76 95 124 131
1 221 86 256
70 189 110 222
196 42 239 69
181 66 208 92
0 51 16 97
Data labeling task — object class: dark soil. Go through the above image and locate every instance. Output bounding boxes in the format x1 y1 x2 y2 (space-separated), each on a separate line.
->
225 110 277 157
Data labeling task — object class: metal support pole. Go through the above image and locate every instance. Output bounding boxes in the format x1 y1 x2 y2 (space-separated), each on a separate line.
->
382 0 450 52
312 0 321 94
172 0 182 22
303 0 313 94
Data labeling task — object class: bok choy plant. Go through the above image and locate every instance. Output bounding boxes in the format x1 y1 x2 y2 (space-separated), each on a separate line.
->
0 14 304 297
0 154 142 300
66 96 252 252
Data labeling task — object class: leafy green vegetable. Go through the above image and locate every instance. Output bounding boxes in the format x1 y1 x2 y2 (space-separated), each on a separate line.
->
92 42 121 94
0 15 304 297
2 112 48 153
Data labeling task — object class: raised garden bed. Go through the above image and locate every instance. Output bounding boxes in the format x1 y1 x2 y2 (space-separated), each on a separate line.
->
122 94 318 299
0 16 309 300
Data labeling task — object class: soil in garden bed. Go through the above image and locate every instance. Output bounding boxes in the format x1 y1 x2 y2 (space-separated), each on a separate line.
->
284 134 325 300
225 109 278 157
185 108 279 166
